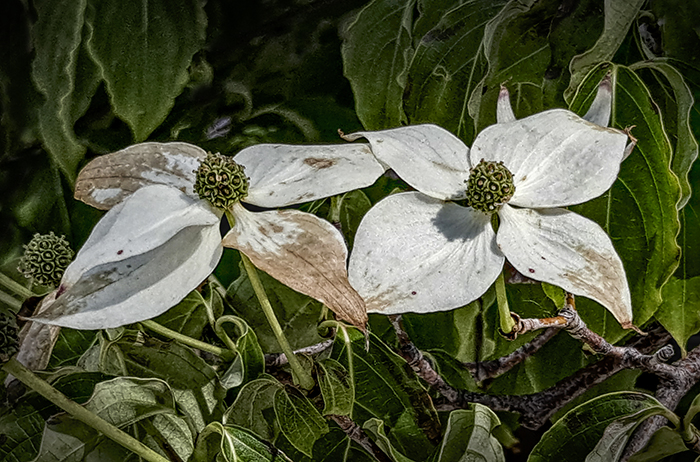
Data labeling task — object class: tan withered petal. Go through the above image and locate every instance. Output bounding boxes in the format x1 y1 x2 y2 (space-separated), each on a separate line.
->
75 142 206 210
223 203 367 328
15 291 61 372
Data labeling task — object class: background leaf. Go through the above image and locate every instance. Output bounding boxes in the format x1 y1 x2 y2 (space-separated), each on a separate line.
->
84 0 206 141
341 0 414 129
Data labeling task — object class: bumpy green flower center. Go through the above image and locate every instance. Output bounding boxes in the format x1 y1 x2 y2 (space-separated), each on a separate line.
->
194 152 249 210
18 232 74 287
466 159 515 214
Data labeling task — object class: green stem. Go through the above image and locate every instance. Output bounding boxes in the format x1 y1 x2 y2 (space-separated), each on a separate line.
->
214 316 242 356
240 253 315 390
140 320 234 360
495 271 515 335
0 273 35 299
2 358 170 462
0 290 22 310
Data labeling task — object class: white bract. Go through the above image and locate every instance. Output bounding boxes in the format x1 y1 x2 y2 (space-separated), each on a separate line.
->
33 141 385 329
346 80 637 328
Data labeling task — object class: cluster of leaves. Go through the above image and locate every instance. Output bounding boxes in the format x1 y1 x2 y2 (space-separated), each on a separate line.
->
1 0 700 460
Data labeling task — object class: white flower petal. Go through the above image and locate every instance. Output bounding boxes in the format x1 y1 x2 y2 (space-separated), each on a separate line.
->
235 143 385 208
497 85 516 124
75 142 207 209
582 74 612 127
348 192 504 315
32 192 223 329
223 203 367 327
497 205 633 327
470 109 628 207
343 125 471 200
62 185 221 287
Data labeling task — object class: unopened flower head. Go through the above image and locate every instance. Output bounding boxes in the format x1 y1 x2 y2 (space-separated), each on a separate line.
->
195 152 249 210
18 232 74 287
466 159 515 214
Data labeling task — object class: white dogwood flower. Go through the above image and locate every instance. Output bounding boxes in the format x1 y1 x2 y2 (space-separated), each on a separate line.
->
33 141 385 329
346 80 637 328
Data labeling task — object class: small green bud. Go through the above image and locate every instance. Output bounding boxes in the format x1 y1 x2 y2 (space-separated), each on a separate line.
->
18 232 74 287
0 312 18 363
194 152 249 210
466 159 515 214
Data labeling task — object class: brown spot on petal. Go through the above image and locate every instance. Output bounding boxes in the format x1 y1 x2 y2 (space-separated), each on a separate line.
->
303 158 336 169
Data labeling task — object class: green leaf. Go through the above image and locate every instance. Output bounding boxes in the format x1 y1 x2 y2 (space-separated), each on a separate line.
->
86 376 176 425
48 329 98 369
106 333 226 432
564 0 644 102
468 0 556 132
194 422 293 462
220 316 265 389
630 61 698 208
317 358 354 416
341 0 414 129
363 418 416 462
224 377 282 441
31 0 100 181
656 276 700 355
154 283 223 339
0 400 45 462
274 387 329 457
338 190 372 249
84 0 206 141
585 407 676 462
33 377 194 462
332 330 439 460
434 406 505 462
528 392 674 462
228 264 326 352
570 64 681 341
403 0 507 140
626 426 689 462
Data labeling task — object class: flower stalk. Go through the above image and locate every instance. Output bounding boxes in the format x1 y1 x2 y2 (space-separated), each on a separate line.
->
495 271 515 335
2 358 170 462
238 246 315 390
140 320 235 360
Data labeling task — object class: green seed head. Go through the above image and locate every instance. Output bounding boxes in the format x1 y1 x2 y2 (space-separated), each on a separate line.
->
194 152 249 210
466 159 515 214
18 232 74 287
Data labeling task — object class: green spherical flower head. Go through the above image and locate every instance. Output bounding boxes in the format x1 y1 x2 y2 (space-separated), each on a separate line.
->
194 152 249 210
466 159 515 214
18 232 74 287
0 312 18 363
